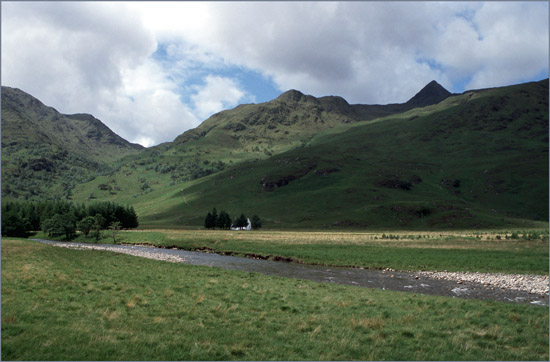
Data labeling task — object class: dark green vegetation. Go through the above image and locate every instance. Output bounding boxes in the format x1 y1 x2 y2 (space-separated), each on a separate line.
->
134 79 549 229
204 208 262 230
2 239 548 361
2 79 548 229
1 200 138 239
113 229 549 274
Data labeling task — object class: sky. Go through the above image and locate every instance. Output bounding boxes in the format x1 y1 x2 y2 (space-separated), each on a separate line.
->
2 1 548 147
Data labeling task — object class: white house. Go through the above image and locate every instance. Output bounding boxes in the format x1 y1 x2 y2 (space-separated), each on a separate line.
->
231 218 252 231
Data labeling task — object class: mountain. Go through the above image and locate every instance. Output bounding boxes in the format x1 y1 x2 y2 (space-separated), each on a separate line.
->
2 79 548 230
1 86 143 200
405 80 453 108
76 81 453 204
131 79 548 229
172 82 452 155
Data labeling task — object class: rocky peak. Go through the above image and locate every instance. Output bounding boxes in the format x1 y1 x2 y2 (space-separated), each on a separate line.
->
276 89 320 105
406 80 452 107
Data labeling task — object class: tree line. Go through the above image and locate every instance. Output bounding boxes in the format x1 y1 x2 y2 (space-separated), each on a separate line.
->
204 208 262 230
1 200 138 240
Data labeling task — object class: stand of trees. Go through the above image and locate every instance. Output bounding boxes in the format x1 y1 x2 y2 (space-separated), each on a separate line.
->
204 208 261 230
204 208 232 229
1 200 138 239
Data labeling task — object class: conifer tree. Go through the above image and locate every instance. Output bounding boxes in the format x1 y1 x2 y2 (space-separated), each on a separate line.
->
204 211 213 229
217 210 231 229
236 213 247 229
211 208 218 229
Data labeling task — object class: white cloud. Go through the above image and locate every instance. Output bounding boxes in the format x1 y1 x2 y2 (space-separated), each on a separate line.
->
191 75 247 120
2 2 548 146
99 60 200 148
426 2 548 90
142 1 547 101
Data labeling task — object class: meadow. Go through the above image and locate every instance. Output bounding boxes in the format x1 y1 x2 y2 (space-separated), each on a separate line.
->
78 228 550 274
2 237 549 361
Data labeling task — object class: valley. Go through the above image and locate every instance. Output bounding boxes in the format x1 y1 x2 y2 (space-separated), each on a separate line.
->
2 78 549 360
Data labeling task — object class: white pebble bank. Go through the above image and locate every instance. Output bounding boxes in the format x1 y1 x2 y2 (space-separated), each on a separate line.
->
51 243 186 263
418 271 549 296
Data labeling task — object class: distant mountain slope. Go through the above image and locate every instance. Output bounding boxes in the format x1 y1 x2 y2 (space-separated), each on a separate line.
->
173 80 453 152
1 86 143 200
68 80 453 202
137 79 548 229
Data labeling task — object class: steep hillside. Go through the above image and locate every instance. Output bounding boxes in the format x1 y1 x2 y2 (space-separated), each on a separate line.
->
69 81 453 203
173 80 452 152
1 86 143 200
135 79 548 229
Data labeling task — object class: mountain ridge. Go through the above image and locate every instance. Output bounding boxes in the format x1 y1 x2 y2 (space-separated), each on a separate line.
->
172 80 453 149
1 86 144 200
2 79 548 230
139 78 548 229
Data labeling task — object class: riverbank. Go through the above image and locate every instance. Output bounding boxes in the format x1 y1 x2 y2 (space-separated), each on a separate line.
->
34 239 549 305
418 271 549 296
3 238 549 361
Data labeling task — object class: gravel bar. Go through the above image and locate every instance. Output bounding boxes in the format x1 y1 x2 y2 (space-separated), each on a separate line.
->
48 242 187 263
417 271 549 296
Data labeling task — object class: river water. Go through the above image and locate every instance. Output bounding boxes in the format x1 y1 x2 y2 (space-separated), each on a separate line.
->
32 239 548 306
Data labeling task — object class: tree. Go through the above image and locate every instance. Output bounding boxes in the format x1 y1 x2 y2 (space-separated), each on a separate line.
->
1 208 31 237
92 214 106 242
42 213 76 240
77 216 95 237
235 213 248 230
108 221 122 244
217 210 231 230
124 205 139 229
216 210 225 229
223 212 232 229
204 211 215 229
211 208 218 229
251 214 262 230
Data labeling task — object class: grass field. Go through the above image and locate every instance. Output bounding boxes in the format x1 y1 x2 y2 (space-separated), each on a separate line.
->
2 238 549 360
63 228 550 275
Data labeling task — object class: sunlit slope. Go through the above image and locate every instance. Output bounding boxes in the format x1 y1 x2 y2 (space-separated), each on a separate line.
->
71 82 451 203
138 79 548 229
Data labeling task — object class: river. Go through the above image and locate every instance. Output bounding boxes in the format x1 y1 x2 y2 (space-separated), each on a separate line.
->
32 239 548 306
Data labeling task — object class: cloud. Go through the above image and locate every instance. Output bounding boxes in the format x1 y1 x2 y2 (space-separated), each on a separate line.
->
428 2 549 90
2 2 230 146
191 76 248 120
2 2 548 146
136 2 547 102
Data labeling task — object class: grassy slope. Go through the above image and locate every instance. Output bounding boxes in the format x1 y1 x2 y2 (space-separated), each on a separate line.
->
132 79 548 229
1 87 143 201
2 238 548 360
68 86 441 206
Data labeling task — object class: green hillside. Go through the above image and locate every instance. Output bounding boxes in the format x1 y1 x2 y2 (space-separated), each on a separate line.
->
68 81 452 204
2 79 547 230
1 87 143 201
131 79 548 229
